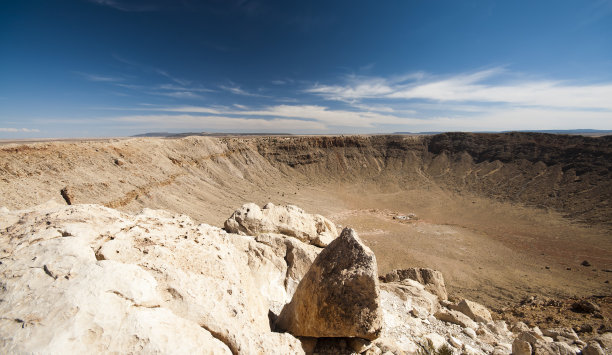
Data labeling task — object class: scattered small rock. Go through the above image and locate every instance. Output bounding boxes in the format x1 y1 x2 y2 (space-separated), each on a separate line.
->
450 299 493 323
60 187 73 205
572 300 600 314
463 327 477 339
582 341 605 355
423 333 446 350
595 332 612 349
577 324 593 333
434 308 477 329
348 338 372 353
512 338 532 355
581 260 592 267
448 336 462 348
542 327 579 341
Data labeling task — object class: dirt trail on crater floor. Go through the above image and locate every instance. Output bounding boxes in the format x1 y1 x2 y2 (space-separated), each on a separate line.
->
1 133 610 333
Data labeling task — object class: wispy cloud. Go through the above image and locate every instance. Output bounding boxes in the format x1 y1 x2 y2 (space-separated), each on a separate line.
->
82 57 214 101
154 91 203 99
270 78 296 86
234 105 408 127
160 106 223 114
72 65 612 132
112 55 194 88
156 84 214 93
306 68 612 111
576 0 612 28
113 82 213 99
219 84 269 97
88 0 157 12
113 114 326 131
0 128 40 132
75 72 124 82
153 69 191 86
145 104 417 128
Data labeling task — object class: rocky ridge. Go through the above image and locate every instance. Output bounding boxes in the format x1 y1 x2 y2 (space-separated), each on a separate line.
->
1 133 610 226
2 201 609 354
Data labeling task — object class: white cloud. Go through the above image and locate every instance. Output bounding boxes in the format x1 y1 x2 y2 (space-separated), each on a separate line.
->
270 78 295 85
112 114 326 131
84 67 612 133
237 105 408 127
464 107 612 131
154 91 203 99
76 72 123 82
159 104 420 128
156 84 214 93
307 68 612 111
160 106 223 114
154 69 191 86
308 77 394 101
219 84 270 98
142 100 612 132
0 128 40 132
351 103 397 113
88 0 156 12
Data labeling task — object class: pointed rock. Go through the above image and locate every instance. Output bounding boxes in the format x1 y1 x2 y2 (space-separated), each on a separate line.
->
276 228 382 340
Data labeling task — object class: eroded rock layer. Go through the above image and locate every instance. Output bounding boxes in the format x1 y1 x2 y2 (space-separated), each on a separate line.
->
1 133 610 226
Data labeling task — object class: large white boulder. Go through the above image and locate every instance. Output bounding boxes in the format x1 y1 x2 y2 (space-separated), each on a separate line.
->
224 202 338 247
0 203 308 354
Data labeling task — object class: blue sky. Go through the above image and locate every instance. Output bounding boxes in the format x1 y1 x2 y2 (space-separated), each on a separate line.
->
1 0 612 137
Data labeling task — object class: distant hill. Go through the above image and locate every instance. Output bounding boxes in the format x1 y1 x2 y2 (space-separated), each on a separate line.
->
131 132 174 137
132 132 293 138
394 129 612 136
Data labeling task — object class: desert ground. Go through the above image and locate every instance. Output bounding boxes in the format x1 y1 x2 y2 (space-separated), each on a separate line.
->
1 133 610 334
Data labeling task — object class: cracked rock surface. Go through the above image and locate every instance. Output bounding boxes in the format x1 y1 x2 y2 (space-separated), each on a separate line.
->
0 202 311 354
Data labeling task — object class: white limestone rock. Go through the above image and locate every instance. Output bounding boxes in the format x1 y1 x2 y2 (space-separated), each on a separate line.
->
542 327 579 341
380 278 440 315
450 299 493 323
224 202 338 247
0 203 306 355
434 308 478 329
384 268 448 300
424 333 446 350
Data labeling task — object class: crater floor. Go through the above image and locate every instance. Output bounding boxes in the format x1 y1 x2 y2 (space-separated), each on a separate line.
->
1 133 610 332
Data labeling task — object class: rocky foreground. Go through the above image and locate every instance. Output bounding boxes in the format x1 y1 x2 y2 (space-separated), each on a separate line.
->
1 202 610 354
